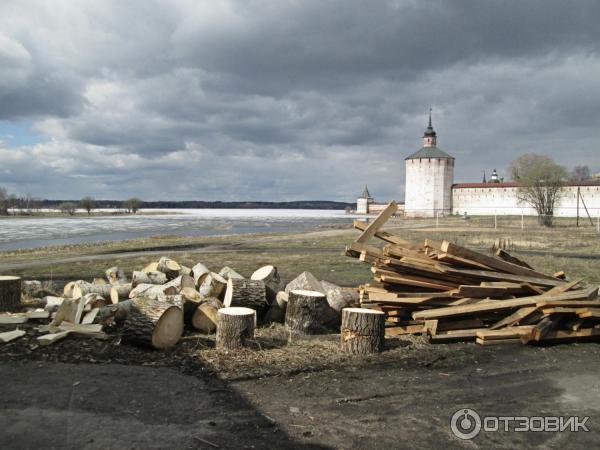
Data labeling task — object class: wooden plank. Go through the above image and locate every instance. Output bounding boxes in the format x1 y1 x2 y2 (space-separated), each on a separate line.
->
476 326 534 340
476 337 522 346
536 300 600 308
37 331 71 346
353 221 413 247
543 278 583 296
577 308 600 319
532 328 600 343
441 241 554 280
379 274 457 291
456 285 510 298
489 306 538 330
385 324 425 335
345 242 383 258
413 287 598 320
437 253 493 270
0 314 28 324
436 266 565 287
81 308 100 325
424 320 438 336
0 329 27 343
429 328 488 343
495 249 533 269
354 201 398 244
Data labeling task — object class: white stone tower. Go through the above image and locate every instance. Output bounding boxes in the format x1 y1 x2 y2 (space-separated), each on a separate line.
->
404 110 454 217
356 185 374 214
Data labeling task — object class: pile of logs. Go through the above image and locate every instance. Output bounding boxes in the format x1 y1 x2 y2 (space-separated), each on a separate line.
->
346 202 600 345
0 257 357 351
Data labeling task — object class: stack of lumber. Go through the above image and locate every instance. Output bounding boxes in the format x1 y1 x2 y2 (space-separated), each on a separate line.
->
346 202 600 345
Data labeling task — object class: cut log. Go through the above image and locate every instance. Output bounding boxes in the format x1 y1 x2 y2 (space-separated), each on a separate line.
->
285 271 324 294
95 300 133 325
179 265 192 277
181 287 202 302
110 283 133 303
131 270 167 287
0 276 22 312
0 313 28 324
63 281 80 298
163 275 196 292
72 282 112 300
157 257 181 278
191 262 210 286
105 266 127 285
285 290 335 336
263 291 288 324
37 331 71 346
199 272 227 299
81 308 100 325
223 278 268 316
340 308 385 355
128 283 177 300
218 266 244 280
92 278 107 285
121 298 184 350
251 265 281 303
21 280 42 299
216 307 256 351
143 261 159 273
191 298 223 333
321 280 357 313
41 296 65 312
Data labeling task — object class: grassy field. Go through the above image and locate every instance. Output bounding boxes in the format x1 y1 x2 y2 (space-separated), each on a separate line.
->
1 214 599 286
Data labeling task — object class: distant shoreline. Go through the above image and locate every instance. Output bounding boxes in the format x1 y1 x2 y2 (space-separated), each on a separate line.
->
0 210 180 219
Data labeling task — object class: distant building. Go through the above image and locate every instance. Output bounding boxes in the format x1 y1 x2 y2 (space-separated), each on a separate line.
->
356 111 600 217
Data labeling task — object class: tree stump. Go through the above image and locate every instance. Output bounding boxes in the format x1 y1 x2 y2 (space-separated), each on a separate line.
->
251 265 281 304
121 298 183 349
216 307 256 351
0 276 22 312
340 308 385 355
191 297 223 333
285 290 334 336
223 278 268 316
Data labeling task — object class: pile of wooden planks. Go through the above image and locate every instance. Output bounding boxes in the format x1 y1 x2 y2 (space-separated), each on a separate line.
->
347 202 600 346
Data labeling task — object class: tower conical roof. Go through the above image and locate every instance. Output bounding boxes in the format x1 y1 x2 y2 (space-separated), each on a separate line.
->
360 185 372 199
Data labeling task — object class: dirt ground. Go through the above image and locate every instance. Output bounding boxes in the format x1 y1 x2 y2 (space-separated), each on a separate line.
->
0 322 598 449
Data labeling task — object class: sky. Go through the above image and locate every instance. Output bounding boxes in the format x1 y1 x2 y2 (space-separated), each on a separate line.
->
1 0 599 202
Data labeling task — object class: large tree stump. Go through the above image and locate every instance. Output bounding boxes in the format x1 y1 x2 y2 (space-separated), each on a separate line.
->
191 297 223 333
0 276 22 312
121 298 183 349
131 270 167 287
251 265 281 304
216 307 256 351
285 271 324 294
340 308 385 355
199 272 227 298
285 290 334 336
223 278 268 316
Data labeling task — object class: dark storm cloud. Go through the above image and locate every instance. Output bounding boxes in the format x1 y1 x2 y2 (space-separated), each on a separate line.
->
0 0 599 200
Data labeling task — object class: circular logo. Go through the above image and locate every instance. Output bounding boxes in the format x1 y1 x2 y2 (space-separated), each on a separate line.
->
451 408 481 440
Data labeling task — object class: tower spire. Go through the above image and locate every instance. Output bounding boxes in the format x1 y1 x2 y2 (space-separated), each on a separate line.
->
428 107 432 128
422 108 437 147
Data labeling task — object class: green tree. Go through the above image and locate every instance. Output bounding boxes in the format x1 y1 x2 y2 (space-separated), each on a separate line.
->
509 154 567 226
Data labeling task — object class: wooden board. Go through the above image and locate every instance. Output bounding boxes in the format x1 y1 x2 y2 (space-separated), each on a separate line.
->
437 266 566 287
354 201 398 244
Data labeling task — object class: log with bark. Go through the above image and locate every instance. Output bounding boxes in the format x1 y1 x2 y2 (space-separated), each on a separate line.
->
251 265 281 304
142 261 159 273
0 276 22 312
72 281 112 300
199 272 227 299
121 298 184 349
218 266 244 280
131 270 167 287
128 283 177 300
285 289 336 336
321 280 358 313
191 262 210 286
340 308 385 355
263 291 288 324
110 283 133 303
105 266 127 285
42 296 66 312
216 307 256 351
92 278 107 285
157 257 181 279
223 278 268 317
191 297 223 333
284 271 324 294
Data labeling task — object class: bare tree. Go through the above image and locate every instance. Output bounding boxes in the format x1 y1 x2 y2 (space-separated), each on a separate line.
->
509 154 567 227
59 202 77 216
124 197 142 214
0 187 7 216
80 196 96 215
570 165 590 183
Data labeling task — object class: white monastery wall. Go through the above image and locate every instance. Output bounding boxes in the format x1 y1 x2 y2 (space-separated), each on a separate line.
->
452 185 600 217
